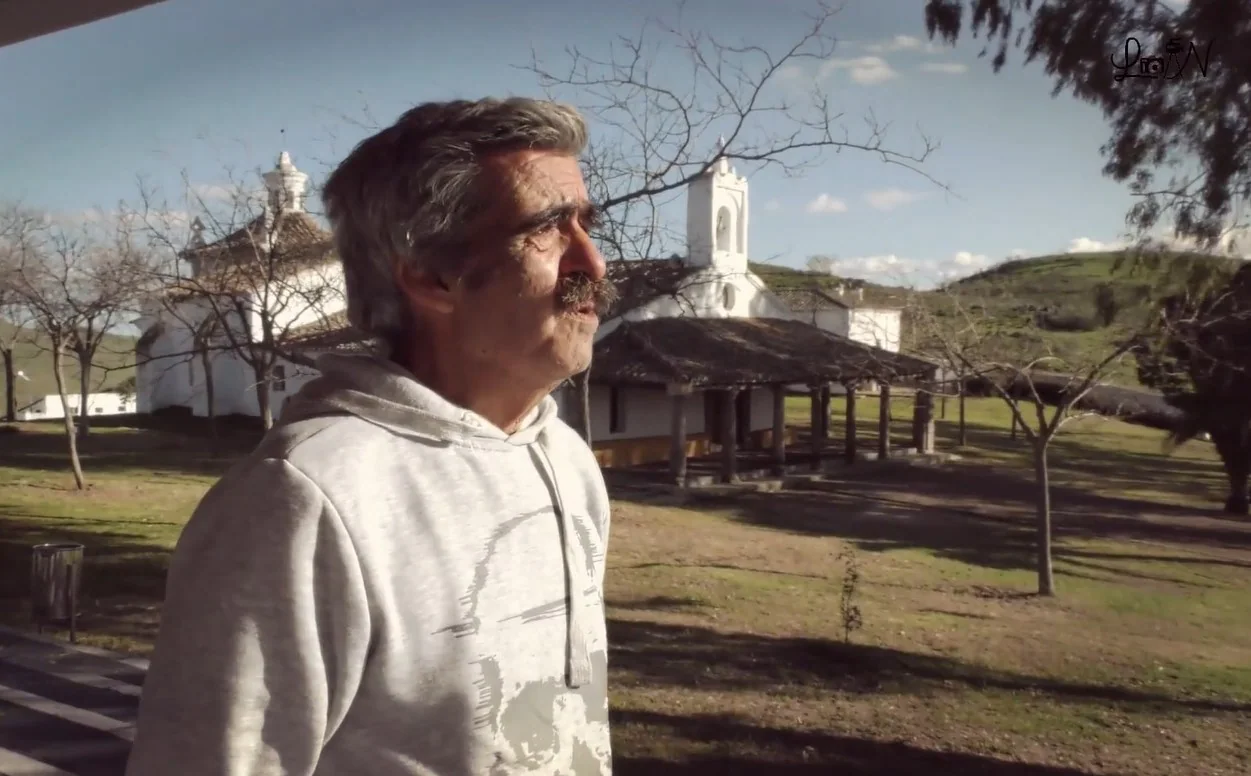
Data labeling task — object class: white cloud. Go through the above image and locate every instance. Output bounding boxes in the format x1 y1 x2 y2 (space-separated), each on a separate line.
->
819 56 898 85
805 193 848 214
828 253 916 280
763 199 782 212
1064 227 1251 259
920 62 968 74
47 207 191 231
190 183 239 203
777 64 805 81
864 188 926 211
863 35 940 55
1066 236 1126 253
825 249 1000 287
1145 224 1251 258
949 250 992 272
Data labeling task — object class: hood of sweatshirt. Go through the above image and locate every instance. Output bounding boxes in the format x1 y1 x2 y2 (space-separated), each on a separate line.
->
280 352 558 447
278 351 594 688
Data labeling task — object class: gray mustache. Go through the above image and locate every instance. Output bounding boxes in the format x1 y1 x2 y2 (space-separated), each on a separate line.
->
557 274 619 315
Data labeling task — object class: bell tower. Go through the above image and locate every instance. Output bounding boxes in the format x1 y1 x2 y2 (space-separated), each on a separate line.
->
685 136 749 273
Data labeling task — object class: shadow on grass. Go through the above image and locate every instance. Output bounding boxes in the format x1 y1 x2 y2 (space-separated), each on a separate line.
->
0 416 260 480
626 478 1250 587
612 710 1093 775
932 419 1229 510
607 619 1251 715
0 512 172 646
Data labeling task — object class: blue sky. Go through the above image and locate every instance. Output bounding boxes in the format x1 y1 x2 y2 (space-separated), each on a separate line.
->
0 0 1192 288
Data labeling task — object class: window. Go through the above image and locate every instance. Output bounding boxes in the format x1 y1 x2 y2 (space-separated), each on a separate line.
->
715 206 732 251
721 284 736 311
93 406 104 414
609 386 626 434
272 365 287 392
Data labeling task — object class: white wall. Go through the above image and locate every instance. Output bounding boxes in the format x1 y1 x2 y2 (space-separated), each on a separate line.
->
584 383 777 441
848 308 902 353
266 262 347 336
18 393 136 421
137 258 346 419
685 161 749 274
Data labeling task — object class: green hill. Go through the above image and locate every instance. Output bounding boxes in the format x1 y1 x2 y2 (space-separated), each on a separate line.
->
748 261 908 307
1 319 136 415
753 251 1245 386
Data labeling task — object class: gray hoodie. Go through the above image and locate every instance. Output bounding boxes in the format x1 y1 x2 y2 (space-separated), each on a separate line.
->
125 353 612 775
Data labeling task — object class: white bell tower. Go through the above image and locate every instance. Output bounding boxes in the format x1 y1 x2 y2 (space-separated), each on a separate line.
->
685 136 749 273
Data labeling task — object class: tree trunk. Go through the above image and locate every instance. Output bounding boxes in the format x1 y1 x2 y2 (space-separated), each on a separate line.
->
1033 440 1055 596
76 349 92 438
201 345 219 455
256 373 273 431
52 344 86 490
2 347 14 422
958 375 968 447
1213 430 1251 516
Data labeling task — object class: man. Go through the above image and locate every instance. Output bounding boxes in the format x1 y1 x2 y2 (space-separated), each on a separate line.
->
126 98 618 775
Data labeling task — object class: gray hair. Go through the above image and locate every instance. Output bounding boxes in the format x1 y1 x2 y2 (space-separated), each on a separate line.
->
321 97 589 344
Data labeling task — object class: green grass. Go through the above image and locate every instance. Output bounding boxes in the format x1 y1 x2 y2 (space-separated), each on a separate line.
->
3 402 1250 774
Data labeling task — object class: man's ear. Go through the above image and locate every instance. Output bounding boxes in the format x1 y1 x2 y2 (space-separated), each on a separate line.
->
395 261 456 316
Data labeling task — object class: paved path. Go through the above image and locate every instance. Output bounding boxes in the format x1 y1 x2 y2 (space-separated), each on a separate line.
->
0 627 144 776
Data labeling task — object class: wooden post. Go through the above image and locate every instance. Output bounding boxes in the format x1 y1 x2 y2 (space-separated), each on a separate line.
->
912 378 936 454
808 385 822 470
771 384 786 472
668 383 690 486
877 382 892 460
820 384 832 440
844 383 858 464
721 388 738 483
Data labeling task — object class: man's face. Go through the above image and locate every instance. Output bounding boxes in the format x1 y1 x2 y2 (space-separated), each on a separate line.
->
448 149 614 386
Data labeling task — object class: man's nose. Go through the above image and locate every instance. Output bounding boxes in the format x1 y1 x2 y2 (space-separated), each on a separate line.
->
562 222 606 281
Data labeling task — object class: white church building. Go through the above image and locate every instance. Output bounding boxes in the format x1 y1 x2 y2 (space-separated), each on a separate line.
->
133 152 348 421
574 149 925 469
134 146 926 472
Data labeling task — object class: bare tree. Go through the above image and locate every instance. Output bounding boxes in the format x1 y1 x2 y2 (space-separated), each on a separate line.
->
2 207 149 487
64 218 153 437
906 282 1142 596
133 162 345 431
520 0 944 441
0 208 34 422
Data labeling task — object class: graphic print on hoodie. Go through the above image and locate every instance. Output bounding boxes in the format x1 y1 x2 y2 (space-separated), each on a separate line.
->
124 353 612 776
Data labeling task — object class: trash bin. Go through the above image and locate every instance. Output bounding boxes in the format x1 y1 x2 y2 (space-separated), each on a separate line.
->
30 542 85 642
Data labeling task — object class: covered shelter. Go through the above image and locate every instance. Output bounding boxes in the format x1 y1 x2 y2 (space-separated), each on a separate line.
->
1 0 166 49
591 316 939 485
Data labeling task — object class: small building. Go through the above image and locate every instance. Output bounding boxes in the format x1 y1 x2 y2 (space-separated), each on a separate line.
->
772 285 903 354
560 144 937 476
17 392 136 421
133 152 348 421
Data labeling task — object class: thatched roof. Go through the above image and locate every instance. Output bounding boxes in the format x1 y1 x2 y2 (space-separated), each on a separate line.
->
176 211 334 296
592 316 935 388
281 310 374 353
603 258 701 319
772 287 849 312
